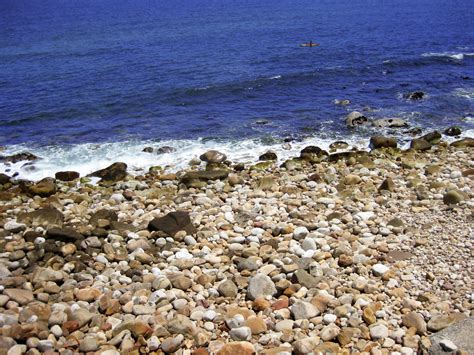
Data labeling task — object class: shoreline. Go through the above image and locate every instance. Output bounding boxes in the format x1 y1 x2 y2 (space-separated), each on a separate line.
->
0 134 473 354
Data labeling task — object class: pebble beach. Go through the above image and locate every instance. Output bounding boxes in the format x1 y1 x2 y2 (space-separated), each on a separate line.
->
0 134 472 354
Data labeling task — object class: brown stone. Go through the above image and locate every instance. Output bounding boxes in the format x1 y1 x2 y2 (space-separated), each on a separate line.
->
216 342 255 355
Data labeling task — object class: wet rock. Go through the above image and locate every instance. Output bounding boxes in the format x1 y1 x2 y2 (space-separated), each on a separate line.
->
404 91 425 100
444 126 461 136
27 178 56 197
0 173 10 185
0 152 39 164
329 141 349 150
200 150 227 163
259 151 278 161
450 138 474 148
346 111 369 127
157 146 177 154
55 171 80 181
410 138 431 151
421 131 442 144
373 118 409 128
370 136 397 149
300 146 328 162
247 274 277 300
148 211 197 237
142 146 154 153
90 162 127 182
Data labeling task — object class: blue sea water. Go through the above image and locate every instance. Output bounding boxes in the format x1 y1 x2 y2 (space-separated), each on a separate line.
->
0 0 473 178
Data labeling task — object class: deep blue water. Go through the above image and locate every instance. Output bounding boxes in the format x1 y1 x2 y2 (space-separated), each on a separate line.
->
1 0 473 147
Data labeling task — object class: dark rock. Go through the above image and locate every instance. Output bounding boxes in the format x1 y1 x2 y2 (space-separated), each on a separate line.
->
443 126 462 136
427 316 473 354
410 138 431 151
346 111 369 127
89 162 127 182
148 211 197 237
55 171 80 182
89 209 118 227
404 91 425 100
18 208 64 227
218 280 239 298
199 150 227 163
329 141 349 150
0 152 39 164
379 177 395 191
300 146 328 162
369 136 397 149
443 190 466 205
180 170 229 186
292 269 320 289
142 147 154 153
46 227 83 242
421 131 442 144
450 138 474 148
157 146 177 154
26 178 56 197
405 127 423 136
259 151 278 161
0 173 10 185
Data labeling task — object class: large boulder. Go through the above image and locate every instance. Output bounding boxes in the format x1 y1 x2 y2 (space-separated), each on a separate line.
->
450 138 474 148
0 152 39 164
410 138 431 151
421 131 442 144
26 178 56 197
369 136 397 149
55 171 80 182
346 111 369 127
199 150 227 163
89 162 127 182
148 211 197 237
372 118 408 128
180 170 229 187
426 316 473 354
18 208 64 227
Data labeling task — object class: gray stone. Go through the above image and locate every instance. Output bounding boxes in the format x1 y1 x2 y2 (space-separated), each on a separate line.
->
428 316 474 354
291 300 320 320
247 274 277 300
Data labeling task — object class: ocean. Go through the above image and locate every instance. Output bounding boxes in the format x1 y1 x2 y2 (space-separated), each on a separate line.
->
1 0 473 180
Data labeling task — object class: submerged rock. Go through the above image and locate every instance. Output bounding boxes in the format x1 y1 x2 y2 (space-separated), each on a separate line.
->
0 152 39 164
404 91 425 100
372 118 408 128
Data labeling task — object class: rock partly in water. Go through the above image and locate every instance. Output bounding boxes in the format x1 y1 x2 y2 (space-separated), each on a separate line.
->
89 162 127 182
200 150 227 164
404 91 425 100
444 126 462 136
370 136 397 149
346 111 369 127
55 171 80 181
372 118 408 128
0 152 39 164
259 151 278 161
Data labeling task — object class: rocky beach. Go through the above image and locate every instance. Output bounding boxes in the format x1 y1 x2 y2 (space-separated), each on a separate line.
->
0 133 472 355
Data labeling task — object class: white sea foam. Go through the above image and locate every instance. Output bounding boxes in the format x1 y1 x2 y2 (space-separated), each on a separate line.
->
0 136 365 181
453 88 474 100
2 130 472 182
421 52 474 60
269 75 282 80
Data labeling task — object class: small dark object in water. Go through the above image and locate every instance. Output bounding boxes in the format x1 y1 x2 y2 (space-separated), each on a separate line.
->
142 147 154 153
444 126 461 136
404 91 425 101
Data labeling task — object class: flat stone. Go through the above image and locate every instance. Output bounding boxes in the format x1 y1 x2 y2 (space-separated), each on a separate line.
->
148 211 197 237
4 289 34 305
428 316 474 354
402 312 427 334
247 274 277 301
216 342 255 355
291 300 320 320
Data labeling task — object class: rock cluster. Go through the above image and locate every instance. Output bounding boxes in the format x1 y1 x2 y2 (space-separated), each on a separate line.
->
0 140 472 354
